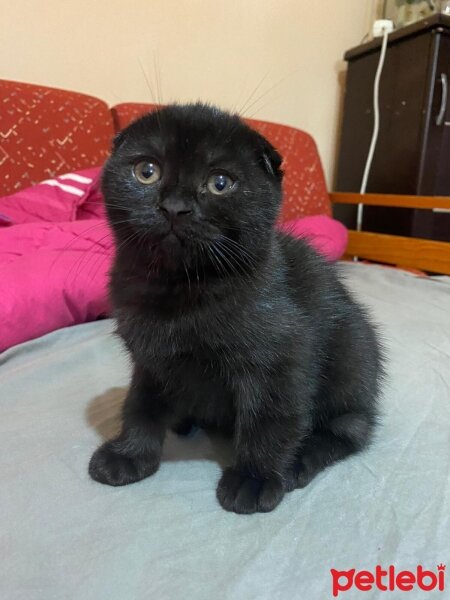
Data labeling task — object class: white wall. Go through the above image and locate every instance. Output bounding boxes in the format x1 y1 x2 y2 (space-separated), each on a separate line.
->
0 0 375 186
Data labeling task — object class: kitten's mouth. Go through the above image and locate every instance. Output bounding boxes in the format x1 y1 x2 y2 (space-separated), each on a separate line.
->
148 225 183 245
163 231 181 243
155 230 184 257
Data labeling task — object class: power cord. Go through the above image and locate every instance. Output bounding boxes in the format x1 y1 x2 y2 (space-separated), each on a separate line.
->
356 23 392 233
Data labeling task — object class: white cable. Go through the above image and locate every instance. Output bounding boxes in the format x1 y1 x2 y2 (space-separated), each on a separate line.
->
356 28 389 232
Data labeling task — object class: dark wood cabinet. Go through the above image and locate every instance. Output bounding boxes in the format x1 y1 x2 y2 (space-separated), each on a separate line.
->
335 14 450 241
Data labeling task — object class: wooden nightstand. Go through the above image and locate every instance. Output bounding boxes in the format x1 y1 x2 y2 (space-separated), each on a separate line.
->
335 14 450 242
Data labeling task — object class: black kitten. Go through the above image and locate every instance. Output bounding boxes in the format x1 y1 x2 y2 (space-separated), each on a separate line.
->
89 103 383 514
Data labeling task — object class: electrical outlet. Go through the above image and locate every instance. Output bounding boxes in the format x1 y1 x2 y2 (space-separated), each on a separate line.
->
373 19 394 37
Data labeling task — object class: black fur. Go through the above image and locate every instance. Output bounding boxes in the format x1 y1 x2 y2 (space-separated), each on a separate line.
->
89 103 383 514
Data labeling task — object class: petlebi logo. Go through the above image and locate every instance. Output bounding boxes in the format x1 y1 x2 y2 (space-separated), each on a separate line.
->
330 564 445 597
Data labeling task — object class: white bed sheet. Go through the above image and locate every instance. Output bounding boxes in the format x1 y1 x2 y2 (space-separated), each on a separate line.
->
1 262 449 600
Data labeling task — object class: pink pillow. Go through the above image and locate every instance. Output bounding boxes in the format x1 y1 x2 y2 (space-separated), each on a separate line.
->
0 169 110 352
0 168 104 225
0 219 111 352
277 215 348 261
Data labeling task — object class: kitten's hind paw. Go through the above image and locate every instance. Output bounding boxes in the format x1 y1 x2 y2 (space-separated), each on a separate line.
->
89 440 160 486
216 468 284 514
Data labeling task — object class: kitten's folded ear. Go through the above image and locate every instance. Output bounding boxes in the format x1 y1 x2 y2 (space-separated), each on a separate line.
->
112 130 126 150
257 137 283 181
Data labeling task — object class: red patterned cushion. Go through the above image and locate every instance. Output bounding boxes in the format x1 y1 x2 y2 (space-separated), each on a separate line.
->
111 103 330 219
0 80 114 196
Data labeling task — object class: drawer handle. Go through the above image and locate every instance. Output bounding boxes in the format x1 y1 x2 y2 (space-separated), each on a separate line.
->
436 73 448 126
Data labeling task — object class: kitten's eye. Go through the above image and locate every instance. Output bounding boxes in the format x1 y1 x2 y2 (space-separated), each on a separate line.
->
207 173 234 195
133 161 161 185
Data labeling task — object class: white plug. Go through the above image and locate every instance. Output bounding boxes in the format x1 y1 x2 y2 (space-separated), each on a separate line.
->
372 19 394 38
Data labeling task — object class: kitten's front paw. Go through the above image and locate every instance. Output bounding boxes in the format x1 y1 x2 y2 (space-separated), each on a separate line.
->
283 457 316 491
89 440 160 486
216 468 284 514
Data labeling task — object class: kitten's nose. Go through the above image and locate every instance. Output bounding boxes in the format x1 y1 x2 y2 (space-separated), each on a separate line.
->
159 197 192 223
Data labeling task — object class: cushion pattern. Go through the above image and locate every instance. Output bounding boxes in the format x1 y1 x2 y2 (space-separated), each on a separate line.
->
0 80 114 196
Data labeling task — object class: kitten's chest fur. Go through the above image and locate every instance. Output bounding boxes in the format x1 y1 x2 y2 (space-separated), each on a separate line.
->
112 263 278 360
113 285 246 427
111 265 290 429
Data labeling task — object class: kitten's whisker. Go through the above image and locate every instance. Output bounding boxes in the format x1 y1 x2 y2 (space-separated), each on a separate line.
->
197 242 207 283
216 235 258 270
211 242 241 278
153 53 164 105
129 229 146 275
62 222 141 287
182 259 192 296
215 240 252 279
229 69 251 114
220 239 259 278
219 234 258 259
82 201 134 211
195 251 200 287
53 217 142 278
49 221 113 277
206 243 226 278
63 233 112 289
146 252 161 282
83 244 112 287
138 56 157 105
237 72 270 117
239 67 302 118
246 92 286 121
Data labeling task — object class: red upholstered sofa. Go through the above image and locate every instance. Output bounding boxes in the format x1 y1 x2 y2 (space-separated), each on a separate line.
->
4 79 447 275
0 79 331 223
